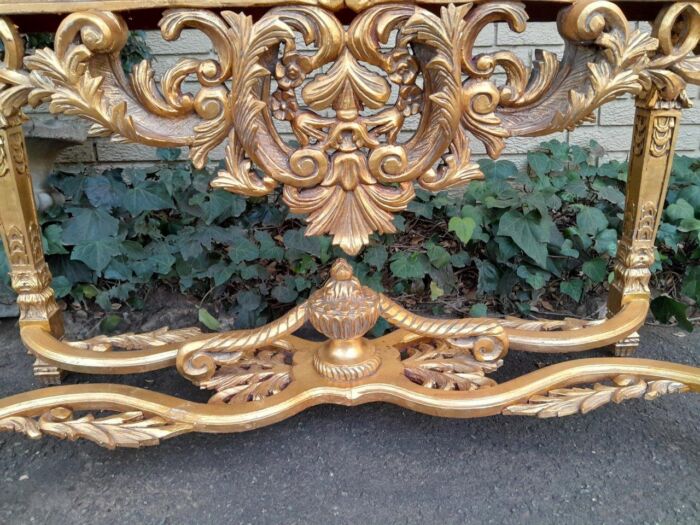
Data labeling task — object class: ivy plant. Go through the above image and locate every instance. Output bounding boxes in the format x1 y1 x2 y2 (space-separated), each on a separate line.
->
0 141 698 333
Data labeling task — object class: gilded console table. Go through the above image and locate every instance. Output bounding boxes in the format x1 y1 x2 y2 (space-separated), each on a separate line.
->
0 0 699 449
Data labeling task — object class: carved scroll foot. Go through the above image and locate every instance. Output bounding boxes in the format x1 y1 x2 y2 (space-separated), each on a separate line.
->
610 332 640 357
32 357 65 386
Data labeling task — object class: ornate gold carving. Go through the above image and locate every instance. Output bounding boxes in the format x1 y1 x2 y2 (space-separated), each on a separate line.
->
177 305 307 384
498 316 593 332
0 358 698 447
7 225 28 265
200 347 293 404
0 407 191 449
313 346 382 382
308 260 379 341
649 116 676 157
177 259 508 390
401 340 502 391
67 326 203 352
0 1 698 446
8 128 27 173
0 2 696 254
632 113 647 156
503 374 688 418
379 296 508 362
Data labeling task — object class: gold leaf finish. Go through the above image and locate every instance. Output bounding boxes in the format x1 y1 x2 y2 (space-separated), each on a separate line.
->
0 1 699 445
200 347 293 404
503 375 689 418
0 407 191 449
3 2 697 254
401 341 503 391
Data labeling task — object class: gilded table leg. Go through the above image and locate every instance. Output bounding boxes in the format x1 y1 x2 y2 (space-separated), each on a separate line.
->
607 97 682 356
0 113 65 384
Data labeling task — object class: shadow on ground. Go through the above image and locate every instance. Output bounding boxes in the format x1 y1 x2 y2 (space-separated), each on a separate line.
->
0 319 698 525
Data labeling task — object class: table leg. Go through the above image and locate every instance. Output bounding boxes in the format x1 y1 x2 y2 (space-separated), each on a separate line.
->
0 113 65 384
608 97 682 356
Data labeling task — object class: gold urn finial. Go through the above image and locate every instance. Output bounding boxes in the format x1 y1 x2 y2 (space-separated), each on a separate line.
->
308 259 379 340
308 259 381 381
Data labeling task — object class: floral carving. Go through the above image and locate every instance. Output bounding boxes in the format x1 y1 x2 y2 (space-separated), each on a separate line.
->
0 2 698 256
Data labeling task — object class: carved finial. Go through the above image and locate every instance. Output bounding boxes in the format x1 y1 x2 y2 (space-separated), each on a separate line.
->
308 259 381 380
330 259 353 281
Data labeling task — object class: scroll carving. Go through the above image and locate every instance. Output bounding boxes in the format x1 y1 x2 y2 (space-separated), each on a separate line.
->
177 259 508 390
401 340 503 391
0 2 697 255
200 347 293 404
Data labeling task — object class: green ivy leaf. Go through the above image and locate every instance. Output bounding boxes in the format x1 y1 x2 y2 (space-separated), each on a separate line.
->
228 235 259 264
450 251 470 268
283 229 323 259
665 198 695 223
582 257 608 283
426 242 451 269
516 265 550 289
272 284 298 303
560 279 584 302
363 245 388 269
469 303 488 317
122 183 173 215
528 151 551 178
51 276 72 298
681 266 700 303
100 314 123 334
497 210 549 268
475 259 498 294
62 208 119 245
255 231 284 262
71 239 122 273
678 218 700 232
390 252 430 280
429 281 444 300
576 206 608 237
448 216 476 244
43 224 69 255
651 296 693 332
593 229 618 257
407 200 434 219
84 174 126 210
559 239 580 258
236 290 262 311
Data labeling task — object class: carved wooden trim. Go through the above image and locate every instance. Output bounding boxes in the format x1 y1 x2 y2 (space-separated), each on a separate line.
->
0 1 698 446
0 2 698 254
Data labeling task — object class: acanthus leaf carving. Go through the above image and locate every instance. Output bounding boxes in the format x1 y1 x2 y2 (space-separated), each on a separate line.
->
0 2 699 255
503 375 689 418
0 407 191 449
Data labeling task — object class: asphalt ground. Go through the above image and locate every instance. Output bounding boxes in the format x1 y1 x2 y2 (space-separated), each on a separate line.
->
0 319 698 525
